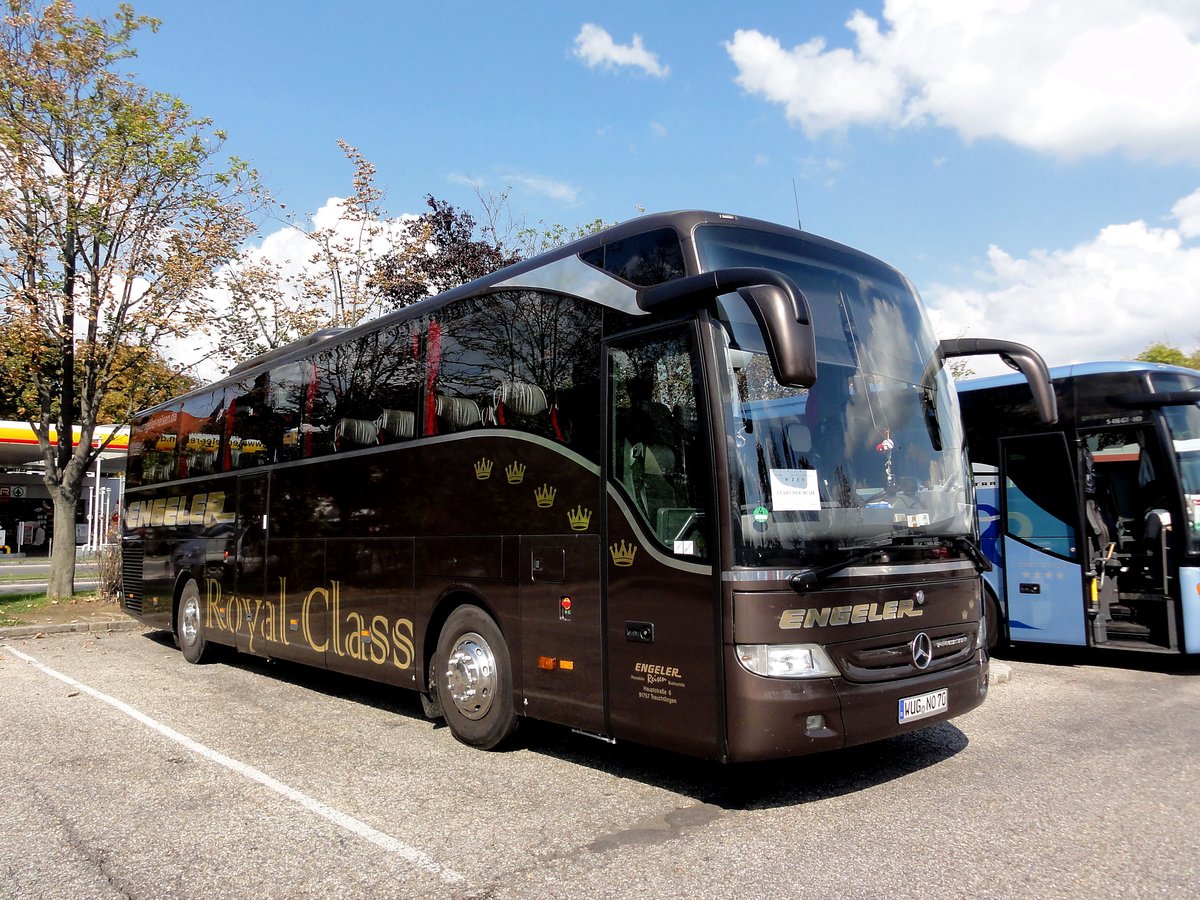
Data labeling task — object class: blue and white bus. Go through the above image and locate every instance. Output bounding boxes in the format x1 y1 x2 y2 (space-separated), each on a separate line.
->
958 362 1200 654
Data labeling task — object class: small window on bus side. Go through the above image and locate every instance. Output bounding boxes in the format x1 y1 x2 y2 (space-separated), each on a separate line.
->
363 322 420 444
271 363 310 462
579 227 685 287
1002 434 1078 560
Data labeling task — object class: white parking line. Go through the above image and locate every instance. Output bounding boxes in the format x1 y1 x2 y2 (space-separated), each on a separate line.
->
3 645 464 886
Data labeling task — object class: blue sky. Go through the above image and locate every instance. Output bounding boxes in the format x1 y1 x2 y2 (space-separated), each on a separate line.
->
80 0 1200 372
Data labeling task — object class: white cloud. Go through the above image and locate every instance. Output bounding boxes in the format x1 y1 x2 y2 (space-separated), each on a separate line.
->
502 173 580 204
926 189 1200 372
573 23 669 78
650 121 668 139
726 1 1200 161
1172 187 1200 238
171 197 419 379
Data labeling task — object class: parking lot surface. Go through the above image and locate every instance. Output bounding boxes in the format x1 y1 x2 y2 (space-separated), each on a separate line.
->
2 629 1197 899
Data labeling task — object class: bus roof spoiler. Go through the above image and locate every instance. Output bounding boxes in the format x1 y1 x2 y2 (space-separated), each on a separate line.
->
932 338 1058 425
638 267 817 387
228 327 347 376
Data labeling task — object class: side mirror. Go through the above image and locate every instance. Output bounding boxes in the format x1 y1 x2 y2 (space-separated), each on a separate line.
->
638 267 817 388
928 337 1058 425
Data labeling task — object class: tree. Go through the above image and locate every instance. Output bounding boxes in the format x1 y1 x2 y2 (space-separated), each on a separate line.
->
216 139 423 364
0 336 195 422
0 1 261 597
372 194 524 308
1135 342 1200 368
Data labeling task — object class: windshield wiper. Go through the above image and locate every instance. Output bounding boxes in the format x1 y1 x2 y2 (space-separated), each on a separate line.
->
787 540 902 591
947 536 992 573
787 536 990 591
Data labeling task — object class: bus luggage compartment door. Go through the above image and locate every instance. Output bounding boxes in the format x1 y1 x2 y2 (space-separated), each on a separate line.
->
519 534 604 732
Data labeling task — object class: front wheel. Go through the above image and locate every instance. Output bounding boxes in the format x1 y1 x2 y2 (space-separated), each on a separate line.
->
175 579 212 664
435 605 518 749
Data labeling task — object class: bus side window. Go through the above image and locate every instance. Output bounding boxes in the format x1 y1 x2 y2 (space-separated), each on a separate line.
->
227 373 274 469
427 303 492 436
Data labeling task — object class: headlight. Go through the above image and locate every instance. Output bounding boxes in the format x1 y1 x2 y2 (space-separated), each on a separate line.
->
735 643 839 678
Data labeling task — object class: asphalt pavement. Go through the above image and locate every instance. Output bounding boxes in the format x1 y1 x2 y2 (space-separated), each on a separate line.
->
1 628 1196 899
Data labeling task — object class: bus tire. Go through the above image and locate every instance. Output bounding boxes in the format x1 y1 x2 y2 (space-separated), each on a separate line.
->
435 605 518 749
175 579 212 664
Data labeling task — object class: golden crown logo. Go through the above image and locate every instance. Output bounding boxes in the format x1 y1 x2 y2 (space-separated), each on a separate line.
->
609 540 637 567
534 483 557 507
474 458 493 480
567 505 592 531
505 462 526 484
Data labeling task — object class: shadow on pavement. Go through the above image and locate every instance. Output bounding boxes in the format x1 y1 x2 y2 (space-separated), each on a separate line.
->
141 627 969 811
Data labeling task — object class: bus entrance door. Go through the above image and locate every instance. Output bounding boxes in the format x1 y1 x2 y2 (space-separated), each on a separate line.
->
519 534 604 733
1001 435 1087 646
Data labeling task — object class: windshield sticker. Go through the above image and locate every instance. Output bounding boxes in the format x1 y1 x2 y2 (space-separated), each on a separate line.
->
752 505 770 523
769 469 821 511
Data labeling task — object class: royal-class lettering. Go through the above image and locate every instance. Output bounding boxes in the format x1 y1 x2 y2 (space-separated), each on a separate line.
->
204 577 415 670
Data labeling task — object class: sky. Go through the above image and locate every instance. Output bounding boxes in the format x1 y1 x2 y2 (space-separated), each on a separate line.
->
76 0 1200 375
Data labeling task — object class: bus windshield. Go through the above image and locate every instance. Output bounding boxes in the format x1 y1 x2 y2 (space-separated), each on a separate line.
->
1162 400 1200 553
695 225 971 565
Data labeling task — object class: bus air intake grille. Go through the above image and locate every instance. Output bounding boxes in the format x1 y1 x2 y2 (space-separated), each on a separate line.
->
833 627 977 683
121 541 144 615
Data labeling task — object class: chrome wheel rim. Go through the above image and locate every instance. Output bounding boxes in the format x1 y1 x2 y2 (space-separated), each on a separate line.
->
444 632 496 720
180 592 200 646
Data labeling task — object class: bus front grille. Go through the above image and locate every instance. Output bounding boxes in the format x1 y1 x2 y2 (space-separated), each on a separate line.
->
835 626 978 683
121 541 145 615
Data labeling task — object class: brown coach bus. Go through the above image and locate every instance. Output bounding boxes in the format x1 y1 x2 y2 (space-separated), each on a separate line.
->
120 211 1054 762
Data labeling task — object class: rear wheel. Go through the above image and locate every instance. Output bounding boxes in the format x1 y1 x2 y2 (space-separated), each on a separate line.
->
175 579 212 664
435 605 517 749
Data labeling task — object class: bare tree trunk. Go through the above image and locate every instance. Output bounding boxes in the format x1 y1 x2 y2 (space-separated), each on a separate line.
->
47 489 78 599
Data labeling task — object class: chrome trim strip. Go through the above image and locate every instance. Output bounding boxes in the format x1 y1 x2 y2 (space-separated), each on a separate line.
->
494 255 645 315
721 560 977 582
606 484 713 576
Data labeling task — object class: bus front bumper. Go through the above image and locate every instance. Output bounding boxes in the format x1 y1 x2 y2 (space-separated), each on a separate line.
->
722 648 988 763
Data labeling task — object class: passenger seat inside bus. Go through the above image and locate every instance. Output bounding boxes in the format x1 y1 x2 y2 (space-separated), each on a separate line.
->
435 395 482 431
377 409 415 441
623 400 688 542
335 417 381 449
494 379 549 430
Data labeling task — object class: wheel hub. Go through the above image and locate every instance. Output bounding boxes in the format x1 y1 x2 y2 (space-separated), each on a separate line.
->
444 632 496 720
180 594 200 646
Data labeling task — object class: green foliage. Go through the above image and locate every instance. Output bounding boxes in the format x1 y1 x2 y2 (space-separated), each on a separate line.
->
371 194 524 309
0 0 261 597
1135 342 1200 369
0 333 196 422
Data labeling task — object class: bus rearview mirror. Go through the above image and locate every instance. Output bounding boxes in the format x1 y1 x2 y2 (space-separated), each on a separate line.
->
637 267 817 389
934 337 1058 425
736 283 817 388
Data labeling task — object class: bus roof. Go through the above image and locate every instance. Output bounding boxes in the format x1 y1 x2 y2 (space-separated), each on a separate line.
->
957 360 1200 393
142 210 902 415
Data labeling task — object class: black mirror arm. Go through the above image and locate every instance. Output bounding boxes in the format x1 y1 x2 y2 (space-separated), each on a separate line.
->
927 338 1058 425
638 267 817 388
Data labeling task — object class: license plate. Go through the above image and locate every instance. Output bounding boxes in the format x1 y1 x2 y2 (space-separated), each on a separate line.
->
898 687 948 723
